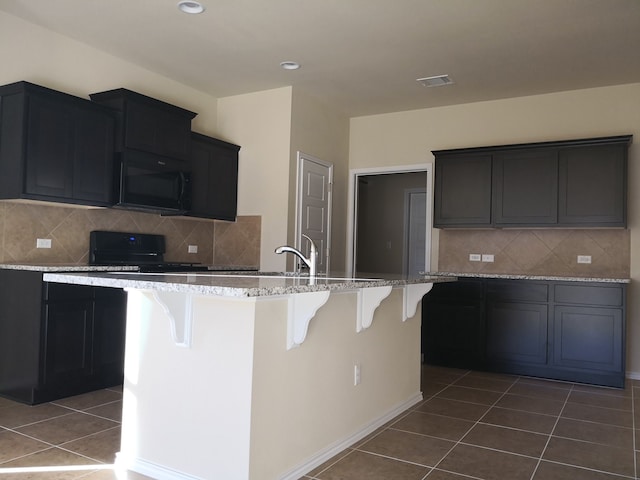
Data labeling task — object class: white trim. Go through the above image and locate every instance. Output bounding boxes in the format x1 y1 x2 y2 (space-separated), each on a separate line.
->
626 371 640 381
278 392 423 480
346 163 433 276
115 454 204 480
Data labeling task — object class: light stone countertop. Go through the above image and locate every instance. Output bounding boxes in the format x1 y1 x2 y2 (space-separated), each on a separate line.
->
0 264 258 272
41 271 457 297
426 272 630 284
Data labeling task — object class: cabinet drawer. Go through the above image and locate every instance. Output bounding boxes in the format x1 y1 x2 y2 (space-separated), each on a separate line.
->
554 284 624 307
486 281 548 303
44 283 93 301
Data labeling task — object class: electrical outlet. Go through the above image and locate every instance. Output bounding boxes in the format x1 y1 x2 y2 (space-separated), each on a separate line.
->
354 363 361 386
36 238 52 249
188 245 198 254
577 255 592 264
469 253 481 262
482 254 494 263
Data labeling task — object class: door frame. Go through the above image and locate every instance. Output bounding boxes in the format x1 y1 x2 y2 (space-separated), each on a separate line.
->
346 163 433 276
403 187 427 276
295 151 333 272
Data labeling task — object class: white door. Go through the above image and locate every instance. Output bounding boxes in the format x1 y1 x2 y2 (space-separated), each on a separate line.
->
404 189 427 276
296 152 333 273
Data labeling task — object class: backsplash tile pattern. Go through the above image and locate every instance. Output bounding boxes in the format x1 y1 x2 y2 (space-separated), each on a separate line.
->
0 201 260 268
438 229 630 278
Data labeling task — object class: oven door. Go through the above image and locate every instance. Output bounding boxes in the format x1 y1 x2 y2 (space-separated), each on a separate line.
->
116 150 191 214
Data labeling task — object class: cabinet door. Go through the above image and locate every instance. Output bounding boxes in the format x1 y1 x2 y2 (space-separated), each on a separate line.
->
72 105 115 204
189 133 239 220
92 288 126 384
434 153 492 227
42 299 94 387
552 305 623 374
423 280 485 368
486 301 548 366
493 149 558 225
126 101 191 161
558 144 626 226
24 94 74 198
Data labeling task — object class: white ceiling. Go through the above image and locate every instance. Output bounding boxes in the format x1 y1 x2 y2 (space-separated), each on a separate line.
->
2 0 640 117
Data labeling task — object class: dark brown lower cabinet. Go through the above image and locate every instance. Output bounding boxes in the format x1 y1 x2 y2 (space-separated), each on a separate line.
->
422 277 626 388
0 270 127 404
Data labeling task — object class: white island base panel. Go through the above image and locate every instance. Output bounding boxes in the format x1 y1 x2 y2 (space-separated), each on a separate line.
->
115 287 423 480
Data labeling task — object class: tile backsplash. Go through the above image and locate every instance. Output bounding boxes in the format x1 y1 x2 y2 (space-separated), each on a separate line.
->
0 201 260 267
438 228 630 278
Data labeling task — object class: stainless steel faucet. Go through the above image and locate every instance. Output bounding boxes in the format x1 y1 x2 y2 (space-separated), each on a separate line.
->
275 234 318 276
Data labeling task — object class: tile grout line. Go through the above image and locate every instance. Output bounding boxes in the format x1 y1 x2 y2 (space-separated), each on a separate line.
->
528 381 574 480
423 371 520 478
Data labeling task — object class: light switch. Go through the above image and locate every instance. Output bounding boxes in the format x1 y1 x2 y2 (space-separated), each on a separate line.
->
469 254 481 262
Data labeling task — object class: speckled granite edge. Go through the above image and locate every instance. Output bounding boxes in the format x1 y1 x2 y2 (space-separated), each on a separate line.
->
0 264 258 272
42 272 457 297
426 271 630 284
0 264 139 272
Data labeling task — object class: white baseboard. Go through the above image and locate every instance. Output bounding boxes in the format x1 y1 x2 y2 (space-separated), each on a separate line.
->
626 371 640 381
278 392 424 480
114 392 423 480
115 453 204 480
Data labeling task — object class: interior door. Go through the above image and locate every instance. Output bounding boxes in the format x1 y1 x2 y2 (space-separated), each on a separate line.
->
296 152 333 274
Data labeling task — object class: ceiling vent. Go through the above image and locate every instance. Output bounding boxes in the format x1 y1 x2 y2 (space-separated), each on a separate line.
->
416 75 454 87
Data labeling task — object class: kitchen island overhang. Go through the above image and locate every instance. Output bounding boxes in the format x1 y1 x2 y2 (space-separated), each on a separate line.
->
42 271 455 480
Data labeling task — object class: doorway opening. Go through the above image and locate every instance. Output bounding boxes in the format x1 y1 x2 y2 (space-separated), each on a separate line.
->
347 164 432 276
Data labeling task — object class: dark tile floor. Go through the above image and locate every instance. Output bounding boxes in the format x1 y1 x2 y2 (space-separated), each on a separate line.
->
304 366 639 480
1 366 637 479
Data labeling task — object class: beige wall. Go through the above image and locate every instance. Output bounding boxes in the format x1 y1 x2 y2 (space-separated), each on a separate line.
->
217 87 293 271
0 11 218 135
349 83 640 376
290 89 350 272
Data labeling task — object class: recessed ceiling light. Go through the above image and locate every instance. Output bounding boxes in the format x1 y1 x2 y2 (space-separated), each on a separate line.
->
178 1 205 14
280 61 301 71
417 75 454 87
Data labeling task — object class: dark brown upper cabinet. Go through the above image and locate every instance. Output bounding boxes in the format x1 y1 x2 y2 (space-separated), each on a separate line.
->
0 81 116 206
492 149 558 226
558 143 627 226
89 88 197 162
433 153 492 226
433 135 631 228
188 132 240 221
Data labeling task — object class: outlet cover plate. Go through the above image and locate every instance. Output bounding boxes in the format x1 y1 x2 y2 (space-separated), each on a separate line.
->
469 254 481 262
577 255 592 264
36 238 52 249
482 254 494 263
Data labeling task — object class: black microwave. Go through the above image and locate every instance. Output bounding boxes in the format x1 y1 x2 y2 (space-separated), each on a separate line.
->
115 150 191 214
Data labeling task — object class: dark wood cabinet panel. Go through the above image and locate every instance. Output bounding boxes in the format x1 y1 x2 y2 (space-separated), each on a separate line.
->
0 270 127 404
423 280 484 368
558 144 627 226
486 301 548 366
188 132 240 220
433 153 492 227
422 277 626 387
90 88 196 162
552 306 623 374
433 135 631 229
0 81 115 206
493 149 558 225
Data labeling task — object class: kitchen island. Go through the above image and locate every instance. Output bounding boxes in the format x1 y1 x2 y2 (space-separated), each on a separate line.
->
42 271 454 480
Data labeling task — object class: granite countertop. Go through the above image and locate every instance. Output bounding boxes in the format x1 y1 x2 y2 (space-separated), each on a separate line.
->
426 271 630 284
0 264 258 272
41 271 456 297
